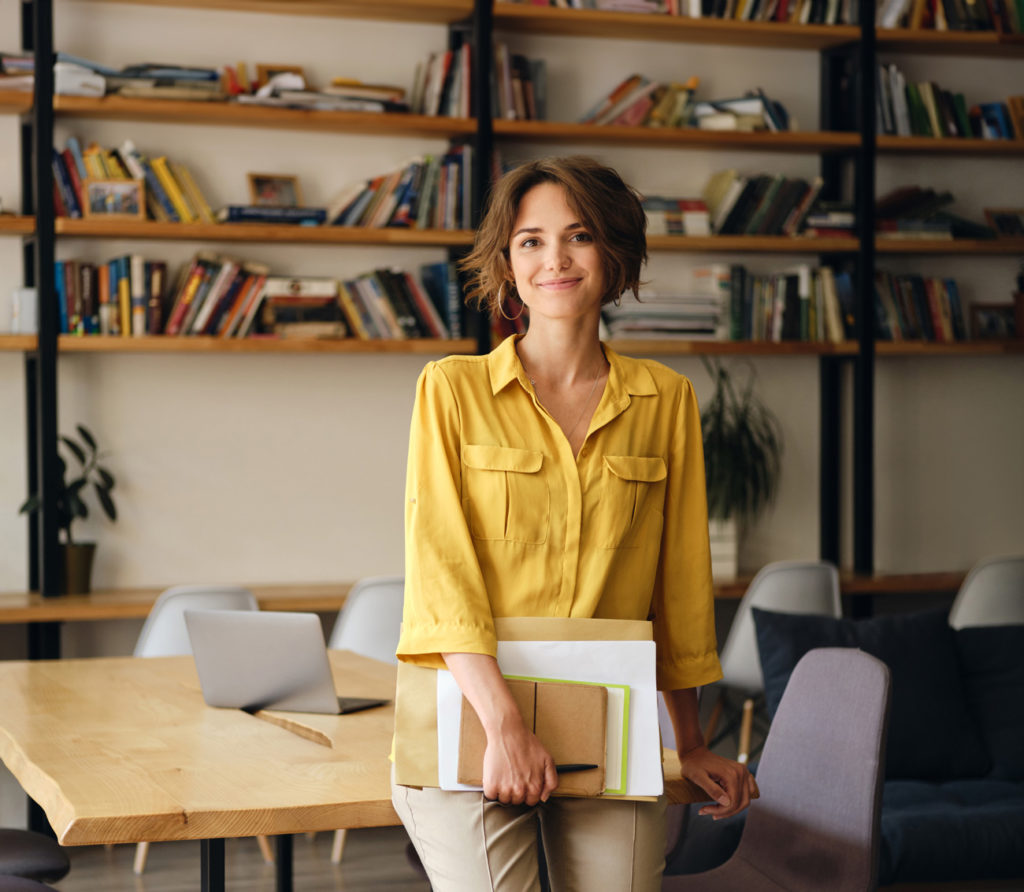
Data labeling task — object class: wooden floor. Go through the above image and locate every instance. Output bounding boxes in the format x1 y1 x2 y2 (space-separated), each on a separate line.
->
51 829 432 892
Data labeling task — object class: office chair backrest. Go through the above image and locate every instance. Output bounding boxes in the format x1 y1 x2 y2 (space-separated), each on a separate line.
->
735 648 891 892
719 561 841 694
134 585 258 657
328 575 404 664
948 555 1024 630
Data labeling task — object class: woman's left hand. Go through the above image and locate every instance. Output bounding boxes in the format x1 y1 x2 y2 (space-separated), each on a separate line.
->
678 745 759 820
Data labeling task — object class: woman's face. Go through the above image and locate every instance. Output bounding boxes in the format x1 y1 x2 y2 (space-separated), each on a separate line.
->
507 182 606 325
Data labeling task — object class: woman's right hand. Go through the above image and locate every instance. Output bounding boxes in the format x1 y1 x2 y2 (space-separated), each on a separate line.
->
483 717 559 806
442 651 559 807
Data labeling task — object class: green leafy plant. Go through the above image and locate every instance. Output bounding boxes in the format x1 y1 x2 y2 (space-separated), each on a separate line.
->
18 424 117 544
700 358 782 523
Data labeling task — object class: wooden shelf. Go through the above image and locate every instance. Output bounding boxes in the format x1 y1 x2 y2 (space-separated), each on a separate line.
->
647 234 859 253
53 95 476 138
607 339 857 355
0 582 355 624
494 119 859 152
493 3 859 49
0 335 36 351
56 217 475 246
63 0 474 23
55 335 478 354
0 215 34 235
876 339 1024 355
0 89 32 114
877 135 1024 155
876 236 1024 254
876 28 1024 57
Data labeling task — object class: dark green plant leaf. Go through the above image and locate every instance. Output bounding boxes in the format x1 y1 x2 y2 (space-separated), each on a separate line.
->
96 467 115 490
76 424 97 453
94 482 117 521
60 436 87 466
67 490 89 519
18 495 39 514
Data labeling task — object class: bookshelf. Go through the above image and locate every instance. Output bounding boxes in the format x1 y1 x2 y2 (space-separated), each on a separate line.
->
0 89 31 114
7 0 1023 616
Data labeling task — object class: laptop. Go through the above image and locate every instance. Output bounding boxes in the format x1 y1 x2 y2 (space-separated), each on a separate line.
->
184 608 390 715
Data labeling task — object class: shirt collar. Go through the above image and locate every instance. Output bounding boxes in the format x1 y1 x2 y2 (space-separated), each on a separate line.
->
487 334 657 398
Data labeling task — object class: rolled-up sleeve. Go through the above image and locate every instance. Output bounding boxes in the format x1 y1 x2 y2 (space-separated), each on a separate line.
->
651 377 722 691
396 362 497 668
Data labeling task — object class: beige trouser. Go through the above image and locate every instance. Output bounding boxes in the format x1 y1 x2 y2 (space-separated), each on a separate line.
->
392 774 667 892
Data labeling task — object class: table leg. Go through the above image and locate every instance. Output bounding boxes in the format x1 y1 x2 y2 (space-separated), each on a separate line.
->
275 834 293 892
201 838 225 892
28 621 61 660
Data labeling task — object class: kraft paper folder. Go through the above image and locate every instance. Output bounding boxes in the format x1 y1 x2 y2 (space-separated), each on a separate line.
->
458 678 608 797
394 616 661 799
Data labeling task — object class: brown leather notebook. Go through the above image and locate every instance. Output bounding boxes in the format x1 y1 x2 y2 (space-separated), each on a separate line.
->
458 679 607 797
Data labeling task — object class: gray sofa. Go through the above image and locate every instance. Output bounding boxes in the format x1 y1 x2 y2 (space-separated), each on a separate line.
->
666 608 1024 886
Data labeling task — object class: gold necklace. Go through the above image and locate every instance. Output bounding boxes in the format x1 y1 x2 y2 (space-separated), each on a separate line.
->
525 350 606 444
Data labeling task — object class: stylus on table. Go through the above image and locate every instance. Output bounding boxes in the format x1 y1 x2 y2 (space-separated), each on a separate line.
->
555 763 599 774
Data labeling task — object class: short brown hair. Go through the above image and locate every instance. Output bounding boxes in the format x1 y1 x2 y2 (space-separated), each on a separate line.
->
459 156 647 316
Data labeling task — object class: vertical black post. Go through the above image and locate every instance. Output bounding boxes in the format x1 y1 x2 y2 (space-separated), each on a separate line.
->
470 0 494 356
275 834 294 892
30 0 61 599
201 838 226 892
853 0 876 577
818 357 841 565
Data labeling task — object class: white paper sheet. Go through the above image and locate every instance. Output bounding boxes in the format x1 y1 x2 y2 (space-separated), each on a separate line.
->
437 639 662 797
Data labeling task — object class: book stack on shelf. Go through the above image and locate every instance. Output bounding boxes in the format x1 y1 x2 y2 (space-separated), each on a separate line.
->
53 136 214 223
802 201 855 238
877 0 1022 31
877 66 1024 140
502 0 858 24
0 51 33 91
873 270 968 341
642 196 711 235
875 185 997 239
579 75 702 128
324 148 473 230
410 43 472 118
602 268 729 339
726 263 853 342
54 53 225 101
493 45 546 121
702 170 824 236
50 254 464 341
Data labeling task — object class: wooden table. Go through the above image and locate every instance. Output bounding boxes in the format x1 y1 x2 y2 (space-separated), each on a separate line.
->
0 650 704 891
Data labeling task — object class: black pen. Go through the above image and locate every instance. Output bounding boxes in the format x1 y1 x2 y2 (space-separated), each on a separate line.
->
555 763 599 774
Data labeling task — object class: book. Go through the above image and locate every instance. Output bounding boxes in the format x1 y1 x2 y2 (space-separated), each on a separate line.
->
150 156 195 222
216 205 327 225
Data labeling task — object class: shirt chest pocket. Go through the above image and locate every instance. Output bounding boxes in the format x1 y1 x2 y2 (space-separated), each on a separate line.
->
599 455 667 549
462 444 549 545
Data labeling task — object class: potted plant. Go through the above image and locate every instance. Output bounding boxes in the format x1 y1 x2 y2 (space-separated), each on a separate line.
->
19 424 117 595
700 358 782 581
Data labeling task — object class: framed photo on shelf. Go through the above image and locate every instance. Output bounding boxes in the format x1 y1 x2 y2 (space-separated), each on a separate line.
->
248 173 302 208
983 208 1024 237
970 303 1016 339
255 63 305 88
82 178 145 220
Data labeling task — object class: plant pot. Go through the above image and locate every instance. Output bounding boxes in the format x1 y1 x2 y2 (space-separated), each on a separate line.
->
61 542 96 595
708 518 738 583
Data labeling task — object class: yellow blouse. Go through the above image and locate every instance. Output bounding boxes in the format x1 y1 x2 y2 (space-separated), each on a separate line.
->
396 335 721 692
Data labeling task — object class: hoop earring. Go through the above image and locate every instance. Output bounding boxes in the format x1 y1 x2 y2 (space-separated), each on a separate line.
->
497 282 525 321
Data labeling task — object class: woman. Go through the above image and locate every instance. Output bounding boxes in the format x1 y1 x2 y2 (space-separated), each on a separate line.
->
393 156 755 891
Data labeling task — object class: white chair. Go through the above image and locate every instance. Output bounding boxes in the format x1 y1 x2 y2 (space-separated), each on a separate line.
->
327 575 405 863
948 555 1024 630
132 584 272 874
704 561 842 764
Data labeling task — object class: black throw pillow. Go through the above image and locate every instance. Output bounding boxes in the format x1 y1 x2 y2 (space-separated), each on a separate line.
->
751 606 991 781
956 624 1024 781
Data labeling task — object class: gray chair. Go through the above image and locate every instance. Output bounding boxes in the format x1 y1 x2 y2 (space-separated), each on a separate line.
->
326 575 405 863
132 584 270 873
664 647 892 892
0 829 68 885
948 555 1024 630
704 560 842 763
